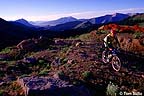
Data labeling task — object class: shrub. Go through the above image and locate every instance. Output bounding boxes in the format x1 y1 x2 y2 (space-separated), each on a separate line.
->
38 59 45 64
133 32 143 39
78 33 91 41
0 47 12 54
82 71 92 80
106 81 119 96
0 90 4 95
57 70 65 76
97 30 108 34
61 46 70 53
39 69 49 75
61 58 68 64
38 59 48 67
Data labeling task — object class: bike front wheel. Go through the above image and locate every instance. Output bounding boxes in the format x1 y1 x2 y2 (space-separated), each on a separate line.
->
111 56 121 71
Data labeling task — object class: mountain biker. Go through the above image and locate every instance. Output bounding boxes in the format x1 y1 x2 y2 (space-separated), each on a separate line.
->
103 29 120 61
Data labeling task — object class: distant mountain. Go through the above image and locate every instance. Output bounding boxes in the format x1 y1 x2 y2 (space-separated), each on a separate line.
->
30 13 136 29
43 13 133 31
118 13 144 26
74 21 93 29
49 21 82 31
89 13 130 24
15 19 37 28
0 18 36 40
31 16 78 26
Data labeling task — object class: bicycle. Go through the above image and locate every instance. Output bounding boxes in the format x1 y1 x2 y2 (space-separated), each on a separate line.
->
102 48 122 71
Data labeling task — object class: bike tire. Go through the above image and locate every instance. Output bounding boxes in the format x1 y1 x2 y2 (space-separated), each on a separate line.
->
111 55 121 71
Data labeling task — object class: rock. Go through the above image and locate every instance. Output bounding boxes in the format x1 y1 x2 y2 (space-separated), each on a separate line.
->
75 42 82 47
54 39 66 45
16 39 38 51
142 75 144 78
23 57 37 64
0 80 4 86
51 58 61 67
17 76 90 96
67 59 74 64
0 54 11 60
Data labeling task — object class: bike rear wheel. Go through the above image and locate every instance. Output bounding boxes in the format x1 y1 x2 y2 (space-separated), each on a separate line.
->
111 56 121 71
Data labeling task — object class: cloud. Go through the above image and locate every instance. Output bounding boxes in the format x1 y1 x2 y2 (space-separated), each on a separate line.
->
3 8 144 21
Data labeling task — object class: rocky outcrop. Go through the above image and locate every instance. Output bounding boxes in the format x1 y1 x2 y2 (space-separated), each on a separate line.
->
54 39 82 46
16 39 38 51
17 76 90 96
118 34 144 54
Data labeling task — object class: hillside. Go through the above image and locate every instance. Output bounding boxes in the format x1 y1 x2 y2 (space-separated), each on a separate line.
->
0 13 143 96
119 13 144 26
0 27 143 96
0 18 36 49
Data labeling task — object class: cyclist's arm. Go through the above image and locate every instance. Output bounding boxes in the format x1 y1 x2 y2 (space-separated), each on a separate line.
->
104 35 111 48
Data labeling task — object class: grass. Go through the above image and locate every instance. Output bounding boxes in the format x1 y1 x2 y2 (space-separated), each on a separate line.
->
139 22 144 27
0 47 12 54
78 33 91 41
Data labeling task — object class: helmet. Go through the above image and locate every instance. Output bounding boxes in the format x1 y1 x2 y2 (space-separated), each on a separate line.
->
110 29 117 34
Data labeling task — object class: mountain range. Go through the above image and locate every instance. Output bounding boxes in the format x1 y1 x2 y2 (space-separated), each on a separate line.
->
27 13 134 31
0 12 143 49
30 16 78 27
23 13 139 31
29 13 130 26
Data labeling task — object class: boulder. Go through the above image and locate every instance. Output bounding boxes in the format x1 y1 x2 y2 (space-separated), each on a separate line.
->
17 76 90 96
16 39 38 51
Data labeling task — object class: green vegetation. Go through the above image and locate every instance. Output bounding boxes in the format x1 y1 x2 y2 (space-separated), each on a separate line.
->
61 45 70 53
139 22 144 27
0 47 12 54
0 90 4 95
39 68 50 75
57 70 65 77
119 13 144 26
61 57 68 64
78 33 91 41
97 30 108 34
133 32 143 39
82 71 92 80
106 81 119 96
38 59 45 64
0 71 5 77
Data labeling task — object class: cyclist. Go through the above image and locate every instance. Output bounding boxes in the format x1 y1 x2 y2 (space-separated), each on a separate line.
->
103 29 120 62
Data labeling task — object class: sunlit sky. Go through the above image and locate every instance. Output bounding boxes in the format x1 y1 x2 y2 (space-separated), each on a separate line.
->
0 0 144 21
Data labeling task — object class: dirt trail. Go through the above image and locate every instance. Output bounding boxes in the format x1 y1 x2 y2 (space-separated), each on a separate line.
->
49 39 144 93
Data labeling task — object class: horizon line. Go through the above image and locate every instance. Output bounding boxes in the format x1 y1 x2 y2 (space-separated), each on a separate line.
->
1 8 144 21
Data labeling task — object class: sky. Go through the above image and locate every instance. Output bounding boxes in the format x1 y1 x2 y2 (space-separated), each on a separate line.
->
0 0 144 21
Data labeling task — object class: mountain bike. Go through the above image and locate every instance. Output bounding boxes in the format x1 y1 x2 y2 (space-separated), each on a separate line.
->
102 48 121 71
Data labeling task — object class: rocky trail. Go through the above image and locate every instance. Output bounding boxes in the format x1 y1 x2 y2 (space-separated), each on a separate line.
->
0 37 144 96
47 39 144 95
